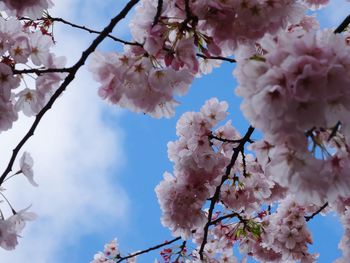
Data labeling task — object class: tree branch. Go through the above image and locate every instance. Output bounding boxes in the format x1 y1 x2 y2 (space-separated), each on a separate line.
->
209 212 245 226
116 211 245 262
184 0 192 19
198 126 255 260
334 15 350 34
47 15 142 47
305 202 328 222
13 67 71 75
209 134 241 144
196 53 236 63
0 0 141 185
48 15 238 65
116 236 182 262
152 0 163 26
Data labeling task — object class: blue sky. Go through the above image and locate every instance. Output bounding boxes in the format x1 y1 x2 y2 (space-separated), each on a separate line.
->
0 1 348 263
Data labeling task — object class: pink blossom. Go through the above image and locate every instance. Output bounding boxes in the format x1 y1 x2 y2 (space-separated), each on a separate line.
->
19 151 38 187
15 88 43 117
0 0 53 19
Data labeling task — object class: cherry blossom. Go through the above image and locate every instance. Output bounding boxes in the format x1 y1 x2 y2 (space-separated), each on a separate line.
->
0 0 53 19
0 207 36 250
1 0 350 262
19 151 38 187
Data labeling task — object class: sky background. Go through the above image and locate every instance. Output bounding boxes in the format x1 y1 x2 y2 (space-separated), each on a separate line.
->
0 1 348 262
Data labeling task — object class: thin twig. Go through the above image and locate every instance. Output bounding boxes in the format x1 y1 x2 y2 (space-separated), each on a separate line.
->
174 240 187 261
209 212 245 226
116 210 243 263
209 134 242 144
116 236 182 262
196 53 236 63
0 0 141 185
48 15 142 47
327 121 341 142
240 148 248 177
198 126 255 260
305 202 328 222
49 15 238 65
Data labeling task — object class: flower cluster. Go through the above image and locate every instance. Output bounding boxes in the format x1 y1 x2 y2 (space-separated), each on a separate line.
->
0 207 36 250
91 239 137 263
0 0 59 252
90 0 310 118
235 27 350 205
155 98 232 238
220 153 280 215
91 239 120 263
0 0 53 19
89 49 193 118
257 196 317 262
0 17 66 132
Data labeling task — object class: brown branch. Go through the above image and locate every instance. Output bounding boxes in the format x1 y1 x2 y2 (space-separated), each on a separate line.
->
305 202 328 222
198 126 255 260
0 0 141 185
116 236 182 262
13 67 71 75
47 15 142 47
152 0 163 26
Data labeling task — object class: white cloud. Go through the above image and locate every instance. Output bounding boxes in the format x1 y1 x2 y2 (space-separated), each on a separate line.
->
0 1 131 262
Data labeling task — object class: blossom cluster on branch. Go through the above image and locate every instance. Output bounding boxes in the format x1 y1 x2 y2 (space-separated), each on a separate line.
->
0 0 350 263
0 15 66 131
91 0 350 262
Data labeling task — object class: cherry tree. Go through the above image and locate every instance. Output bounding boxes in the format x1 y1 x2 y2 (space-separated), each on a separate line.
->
0 0 349 262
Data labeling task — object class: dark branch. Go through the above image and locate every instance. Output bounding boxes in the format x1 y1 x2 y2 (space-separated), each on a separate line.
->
196 53 236 63
152 0 163 26
49 15 238 65
116 236 182 262
0 0 141 185
240 148 248 177
48 15 142 47
184 0 192 19
209 212 245 226
13 67 71 75
116 210 243 262
305 202 328 222
334 15 350 34
174 240 187 261
198 126 255 260
327 121 341 142
209 134 241 144
115 210 248 262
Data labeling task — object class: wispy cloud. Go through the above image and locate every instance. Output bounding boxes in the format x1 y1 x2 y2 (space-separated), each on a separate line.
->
0 1 130 262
